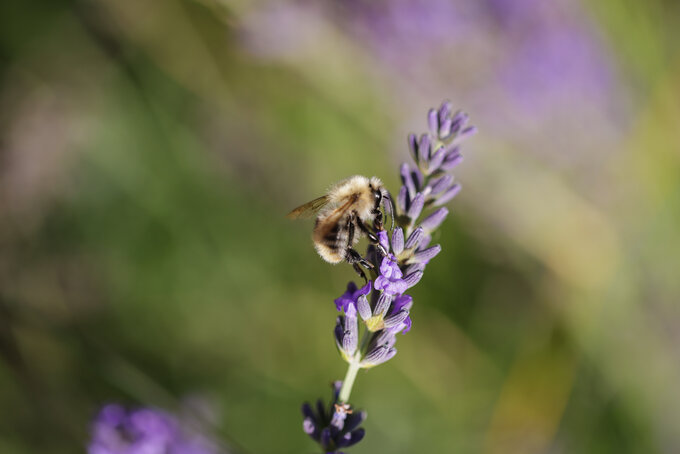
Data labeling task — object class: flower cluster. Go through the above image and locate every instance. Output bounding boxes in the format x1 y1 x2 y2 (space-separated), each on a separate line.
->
302 382 367 454
302 101 475 453
89 403 223 454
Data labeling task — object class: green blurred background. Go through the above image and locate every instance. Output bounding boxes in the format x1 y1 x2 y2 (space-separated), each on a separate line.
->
1 0 680 452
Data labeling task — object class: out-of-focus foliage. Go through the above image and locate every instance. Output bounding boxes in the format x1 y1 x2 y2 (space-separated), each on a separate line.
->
1 0 679 453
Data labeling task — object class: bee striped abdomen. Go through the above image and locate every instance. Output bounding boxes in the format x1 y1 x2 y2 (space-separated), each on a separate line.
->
313 212 350 264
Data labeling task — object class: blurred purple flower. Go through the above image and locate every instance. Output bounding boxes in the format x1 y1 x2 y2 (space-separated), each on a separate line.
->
88 404 222 454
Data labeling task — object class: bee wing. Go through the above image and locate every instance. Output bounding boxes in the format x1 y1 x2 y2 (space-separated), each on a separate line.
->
286 195 330 219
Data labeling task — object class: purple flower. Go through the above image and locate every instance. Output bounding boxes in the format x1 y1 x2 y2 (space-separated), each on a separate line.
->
88 404 222 454
334 281 372 312
374 255 408 296
389 294 413 333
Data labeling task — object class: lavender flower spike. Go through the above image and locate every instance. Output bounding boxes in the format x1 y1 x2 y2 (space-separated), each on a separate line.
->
300 101 474 453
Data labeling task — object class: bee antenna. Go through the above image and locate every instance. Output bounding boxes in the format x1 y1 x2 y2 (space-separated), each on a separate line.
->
382 190 395 231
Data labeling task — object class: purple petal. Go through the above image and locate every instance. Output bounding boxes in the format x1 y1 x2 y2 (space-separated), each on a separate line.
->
402 316 412 333
392 294 413 312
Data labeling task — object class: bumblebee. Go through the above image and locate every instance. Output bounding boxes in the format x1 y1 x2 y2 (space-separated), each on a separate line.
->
287 175 391 280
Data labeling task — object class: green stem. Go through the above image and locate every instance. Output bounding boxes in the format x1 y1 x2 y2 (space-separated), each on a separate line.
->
338 359 361 403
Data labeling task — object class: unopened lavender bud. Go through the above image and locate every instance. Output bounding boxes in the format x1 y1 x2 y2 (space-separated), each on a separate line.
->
391 228 404 255
362 345 388 365
343 411 367 433
450 111 468 135
374 329 397 347
343 305 358 355
459 125 478 140
439 101 453 124
382 191 394 225
400 163 416 198
439 116 453 139
427 108 439 136
433 184 461 206
404 227 424 250
429 174 454 196
374 292 392 317
303 417 316 435
356 294 371 321
408 133 418 163
384 309 409 328
419 134 431 160
397 186 409 213
409 245 442 264
403 263 425 276
361 346 397 367
407 193 425 220
421 208 449 232
427 147 446 175
412 167 424 191
337 429 365 448
320 428 331 447
342 331 357 357
440 152 463 171
403 271 423 288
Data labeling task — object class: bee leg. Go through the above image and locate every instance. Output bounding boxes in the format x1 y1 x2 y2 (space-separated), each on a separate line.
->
355 215 388 257
372 208 384 231
353 263 368 283
345 248 373 282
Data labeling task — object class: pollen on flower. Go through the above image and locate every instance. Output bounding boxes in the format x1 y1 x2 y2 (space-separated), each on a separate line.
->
365 315 385 332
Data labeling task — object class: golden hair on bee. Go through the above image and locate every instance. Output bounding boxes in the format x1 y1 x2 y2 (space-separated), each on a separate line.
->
287 175 393 281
